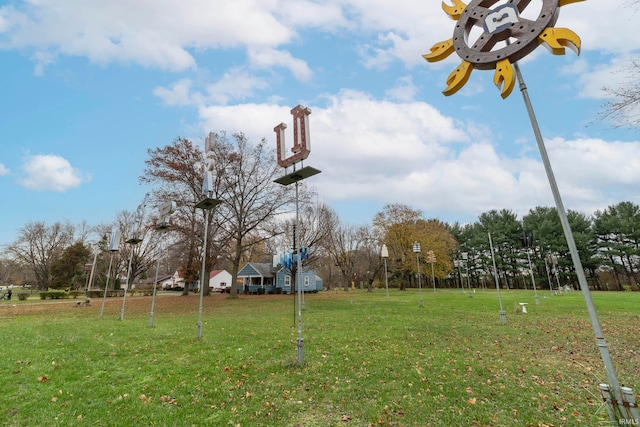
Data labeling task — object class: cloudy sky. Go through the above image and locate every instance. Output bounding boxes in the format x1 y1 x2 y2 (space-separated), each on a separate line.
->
0 0 639 246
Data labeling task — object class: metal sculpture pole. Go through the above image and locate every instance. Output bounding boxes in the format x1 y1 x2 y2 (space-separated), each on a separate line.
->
544 256 553 294
430 258 436 294
294 181 304 362
462 252 472 297
513 60 637 423
148 239 163 328
196 207 211 340
381 244 390 299
427 250 437 294
195 133 222 340
274 105 321 365
86 245 98 297
412 242 424 307
148 201 176 328
119 249 135 321
99 254 114 318
100 228 121 318
526 250 540 305
488 232 506 325
425 2 639 422
120 193 149 322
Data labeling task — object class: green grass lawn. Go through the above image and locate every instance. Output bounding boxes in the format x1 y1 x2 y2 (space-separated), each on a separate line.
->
1 288 638 426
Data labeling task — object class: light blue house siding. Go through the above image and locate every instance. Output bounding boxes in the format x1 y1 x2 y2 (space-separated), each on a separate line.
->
275 268 323 294
237 262 275 294
237 262 323 294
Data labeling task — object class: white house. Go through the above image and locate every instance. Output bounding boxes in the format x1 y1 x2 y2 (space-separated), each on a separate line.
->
162 270 186 290
209 269 232 291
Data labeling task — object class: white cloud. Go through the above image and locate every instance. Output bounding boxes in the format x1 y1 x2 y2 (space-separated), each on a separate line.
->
2 0 636 89
566 55 639 100
206 70 270 105
153 79 203 107
0 0 295 72
18 154 90 191
386 75 418 102
0 163 10 175
197 91 640 223
154 71 269 107
248 48 313 81
564 1 640 55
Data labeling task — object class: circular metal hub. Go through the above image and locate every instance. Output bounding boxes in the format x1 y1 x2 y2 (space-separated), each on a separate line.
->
452 0 560 70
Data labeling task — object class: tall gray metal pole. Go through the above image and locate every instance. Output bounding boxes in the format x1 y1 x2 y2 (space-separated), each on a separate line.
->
413 242 423 307
295 181 304 364
86 247 98 297
513 60 636 423
119 248 134 321
463 253 472 297
381 244 390 300
148 239 163 328
384 257 390 299
100 253 114 318
544 255 553 294
416 252 423 307
197 208 211 340
488 232 506 324
430 260 436 294
526 250 540 305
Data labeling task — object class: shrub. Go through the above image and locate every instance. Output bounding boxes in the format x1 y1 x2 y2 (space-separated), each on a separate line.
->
17 293 29 301
39 291 71 300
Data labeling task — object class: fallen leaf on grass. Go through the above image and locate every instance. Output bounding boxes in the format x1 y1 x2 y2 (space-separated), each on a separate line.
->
160 395 176 405
38 376 48 382
468 398 477 405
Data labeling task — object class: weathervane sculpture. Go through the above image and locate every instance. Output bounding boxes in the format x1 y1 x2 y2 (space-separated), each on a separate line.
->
274 104 321 365
119 193 150 321
99 227 121 318
148 201 177 328
424 1 639 423
424 0 583 98
195 132 222 340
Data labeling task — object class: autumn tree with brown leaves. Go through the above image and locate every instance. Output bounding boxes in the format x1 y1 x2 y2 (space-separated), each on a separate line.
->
373 203 458 290
6 221 76 290
141 137 209 295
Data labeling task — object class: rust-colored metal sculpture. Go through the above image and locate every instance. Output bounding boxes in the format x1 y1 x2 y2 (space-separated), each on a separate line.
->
424 0 583 98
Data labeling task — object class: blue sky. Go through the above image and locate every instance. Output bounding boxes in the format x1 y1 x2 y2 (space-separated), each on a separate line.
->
1 0 639 246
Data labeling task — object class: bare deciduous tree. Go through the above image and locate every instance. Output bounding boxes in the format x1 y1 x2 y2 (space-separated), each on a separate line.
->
141 132 301 298
6 221 75 290
211 132 298 297
600 60 640 128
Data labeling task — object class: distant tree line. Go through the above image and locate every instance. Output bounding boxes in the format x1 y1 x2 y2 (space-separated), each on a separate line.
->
2 135 640 294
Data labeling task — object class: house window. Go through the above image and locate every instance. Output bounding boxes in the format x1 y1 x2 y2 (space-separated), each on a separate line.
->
284 275 291 287
304 276 310 287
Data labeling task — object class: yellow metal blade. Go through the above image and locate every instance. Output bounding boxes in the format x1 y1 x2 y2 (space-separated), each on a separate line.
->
558 0 586 6
423 39 454 63
493 59 515 99
442 0 467 20
443 61 473 96
538 27 581 56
